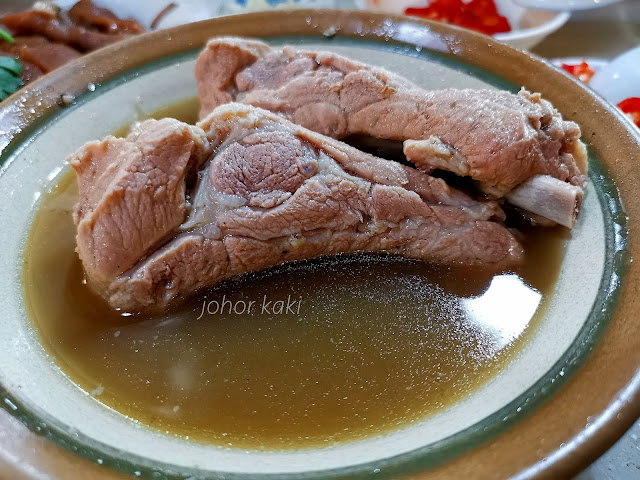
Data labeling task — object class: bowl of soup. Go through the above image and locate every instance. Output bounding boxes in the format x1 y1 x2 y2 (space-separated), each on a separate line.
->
0 9 639 480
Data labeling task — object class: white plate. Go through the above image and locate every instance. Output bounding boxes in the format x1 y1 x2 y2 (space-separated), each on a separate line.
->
590 46 640 105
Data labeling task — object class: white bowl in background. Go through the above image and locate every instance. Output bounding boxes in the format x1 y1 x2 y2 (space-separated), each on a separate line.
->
551 54 640 131
551 57 609 84
590 46 640 105
355 0 570 50
513 0 622 12
51 0 224 29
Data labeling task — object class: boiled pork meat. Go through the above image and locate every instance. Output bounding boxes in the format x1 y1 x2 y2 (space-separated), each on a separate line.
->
195 37 588 227
70 104 523 311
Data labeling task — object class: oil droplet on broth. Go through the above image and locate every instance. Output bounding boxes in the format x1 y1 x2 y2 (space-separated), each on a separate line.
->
21 99 566 450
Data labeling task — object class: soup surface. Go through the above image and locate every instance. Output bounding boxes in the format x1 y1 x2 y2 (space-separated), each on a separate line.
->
22 100 567 450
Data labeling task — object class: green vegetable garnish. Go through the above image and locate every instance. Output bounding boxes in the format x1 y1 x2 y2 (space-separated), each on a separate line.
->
0 56 23 76
0 28 15 44
0 28 23 100
0 28 24 101
0 57 23 101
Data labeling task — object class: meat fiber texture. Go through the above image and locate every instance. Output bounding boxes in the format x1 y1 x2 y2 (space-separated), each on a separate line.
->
70 104 523 311
195 37 588 198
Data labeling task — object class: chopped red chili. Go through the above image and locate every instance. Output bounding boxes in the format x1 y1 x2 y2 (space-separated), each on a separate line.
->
561 61 596 84
617 97 640 128
405 0 511 36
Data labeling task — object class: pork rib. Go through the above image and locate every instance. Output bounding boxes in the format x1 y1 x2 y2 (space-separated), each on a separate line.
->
70 117 211 295
70 104 523 311
195 37 588 227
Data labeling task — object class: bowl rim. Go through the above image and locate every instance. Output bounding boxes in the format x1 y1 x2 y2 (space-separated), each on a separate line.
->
0 8 639 480
494 11 570 40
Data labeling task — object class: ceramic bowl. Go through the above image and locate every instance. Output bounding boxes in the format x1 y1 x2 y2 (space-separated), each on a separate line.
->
590 46 640 105
0 9 639 480
552 52 639 131
513 0 622 11
354 0 570 50
551 57 609 77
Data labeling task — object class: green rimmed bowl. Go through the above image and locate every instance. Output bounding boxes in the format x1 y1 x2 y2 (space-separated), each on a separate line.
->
0 9 638 480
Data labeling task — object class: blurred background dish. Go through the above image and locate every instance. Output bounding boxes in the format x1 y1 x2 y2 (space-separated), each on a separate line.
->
513 0 623 12
355 0 570 49
221 0 337 15
52 0 224 30
551 49 640 130
590 45 640 105
551 57 608 83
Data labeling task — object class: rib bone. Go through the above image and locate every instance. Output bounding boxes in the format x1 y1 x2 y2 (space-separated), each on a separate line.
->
505 175 584 229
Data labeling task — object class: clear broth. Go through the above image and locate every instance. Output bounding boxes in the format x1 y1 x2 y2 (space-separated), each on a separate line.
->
22 100 567 450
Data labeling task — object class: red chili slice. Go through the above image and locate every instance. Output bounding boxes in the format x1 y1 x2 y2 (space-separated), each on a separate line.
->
405 0 511 36
617 97 640 128
561 62 596 84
